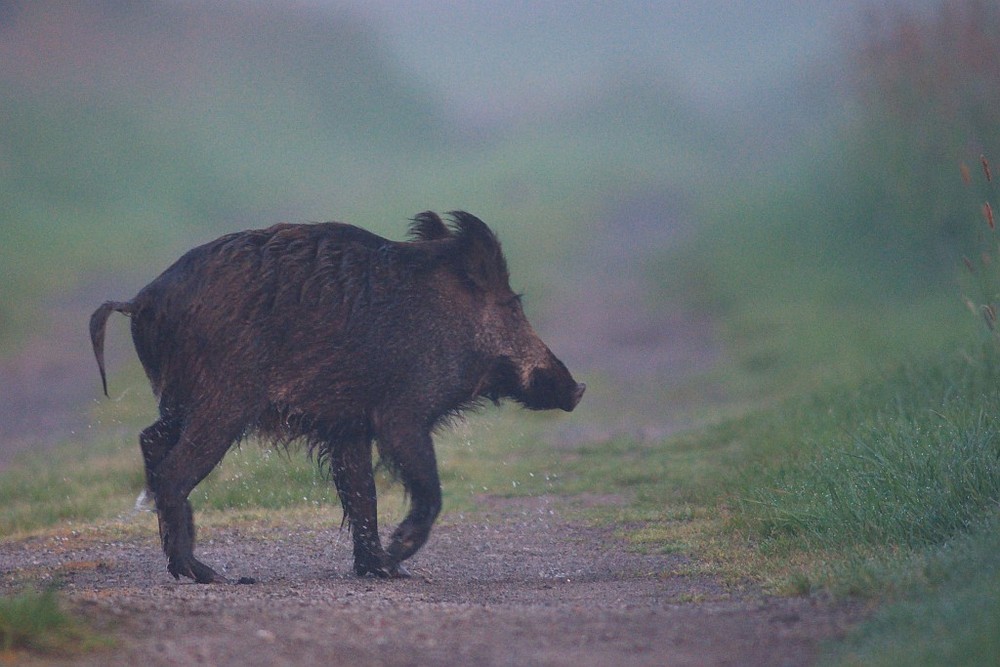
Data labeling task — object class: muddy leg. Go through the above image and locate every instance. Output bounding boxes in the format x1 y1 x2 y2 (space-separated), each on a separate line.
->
378 427 442 567
148 415 242 583
329 440 396 577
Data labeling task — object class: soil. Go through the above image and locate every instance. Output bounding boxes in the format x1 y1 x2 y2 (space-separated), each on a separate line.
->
1 501 864 667
0 200 867 665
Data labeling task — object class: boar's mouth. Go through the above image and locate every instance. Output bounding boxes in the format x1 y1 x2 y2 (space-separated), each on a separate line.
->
480 359 583 412
481 358 585 412
521 368 586 412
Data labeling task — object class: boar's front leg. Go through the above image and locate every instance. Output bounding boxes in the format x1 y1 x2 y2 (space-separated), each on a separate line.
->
329 440 396 577
378 424 442 568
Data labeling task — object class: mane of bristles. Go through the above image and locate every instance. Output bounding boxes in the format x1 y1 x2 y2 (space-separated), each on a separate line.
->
408 211 451 241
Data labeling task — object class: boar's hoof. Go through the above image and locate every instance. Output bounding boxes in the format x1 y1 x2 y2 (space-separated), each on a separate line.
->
386 522 431 564
390 563 412 578
168 556 227 584
355 561 411 579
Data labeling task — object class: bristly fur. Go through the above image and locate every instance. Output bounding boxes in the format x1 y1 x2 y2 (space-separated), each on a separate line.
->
408 211 451 241
447 210 504 253
88 211 583 582
445 211 510 292
252 406 364 478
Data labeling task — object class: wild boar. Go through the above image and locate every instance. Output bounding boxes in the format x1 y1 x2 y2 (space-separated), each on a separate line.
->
89 211 585 583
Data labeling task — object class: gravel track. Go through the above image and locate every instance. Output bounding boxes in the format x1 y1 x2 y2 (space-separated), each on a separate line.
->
0 499 863 666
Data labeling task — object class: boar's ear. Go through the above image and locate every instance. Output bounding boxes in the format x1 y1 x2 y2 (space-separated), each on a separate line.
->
448 211 510 291
408 211 451 241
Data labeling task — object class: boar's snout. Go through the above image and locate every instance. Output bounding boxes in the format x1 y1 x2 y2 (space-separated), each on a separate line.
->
519 353 586 412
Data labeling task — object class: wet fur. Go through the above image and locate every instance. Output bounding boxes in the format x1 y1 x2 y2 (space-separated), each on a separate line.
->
90 211 583 582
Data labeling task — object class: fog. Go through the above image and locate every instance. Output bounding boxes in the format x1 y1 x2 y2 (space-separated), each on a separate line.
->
316 1 863 123
0 0 971 450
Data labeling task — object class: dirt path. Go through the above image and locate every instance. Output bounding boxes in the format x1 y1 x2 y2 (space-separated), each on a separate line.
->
0 500 863 666
0 200 865 665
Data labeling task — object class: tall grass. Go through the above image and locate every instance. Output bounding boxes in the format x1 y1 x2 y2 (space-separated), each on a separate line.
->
735 351 1000 576
660 342 1000 662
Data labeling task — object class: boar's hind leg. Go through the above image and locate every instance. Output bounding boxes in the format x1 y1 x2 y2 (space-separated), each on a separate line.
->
329 441 395 577
378 427 442 568
139 416 182 494
148 413 244 584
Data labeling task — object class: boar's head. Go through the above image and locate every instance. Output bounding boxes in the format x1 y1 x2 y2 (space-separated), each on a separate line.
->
437 211 585 412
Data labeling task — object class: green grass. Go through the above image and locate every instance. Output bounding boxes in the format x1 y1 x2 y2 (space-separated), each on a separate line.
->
823 515 1000 667
726 347 1000 583
624 9 1000 660
0 586 102 655
660 156 983 404
691 346 1000 665
0 435 144 536
0 365 738 542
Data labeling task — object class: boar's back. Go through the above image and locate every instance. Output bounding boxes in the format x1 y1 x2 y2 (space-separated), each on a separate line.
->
127 222 411 410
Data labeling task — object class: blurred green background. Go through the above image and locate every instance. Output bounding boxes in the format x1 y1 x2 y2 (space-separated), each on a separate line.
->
5 2 1000 662
2 0 992 385
4 0 1000 491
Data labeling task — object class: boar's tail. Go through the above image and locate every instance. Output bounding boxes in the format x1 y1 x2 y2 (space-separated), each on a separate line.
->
89 301 134 397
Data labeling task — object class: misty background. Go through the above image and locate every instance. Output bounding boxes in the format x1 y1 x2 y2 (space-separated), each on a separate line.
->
2 0 996 448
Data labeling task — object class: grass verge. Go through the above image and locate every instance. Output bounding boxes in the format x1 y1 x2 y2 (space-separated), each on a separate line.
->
822 514 1000 666
705 345 1000 665
730 347 1000 593
0 585 105 657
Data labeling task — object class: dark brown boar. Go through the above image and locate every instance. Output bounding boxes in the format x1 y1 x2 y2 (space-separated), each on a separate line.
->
89 211 585 583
